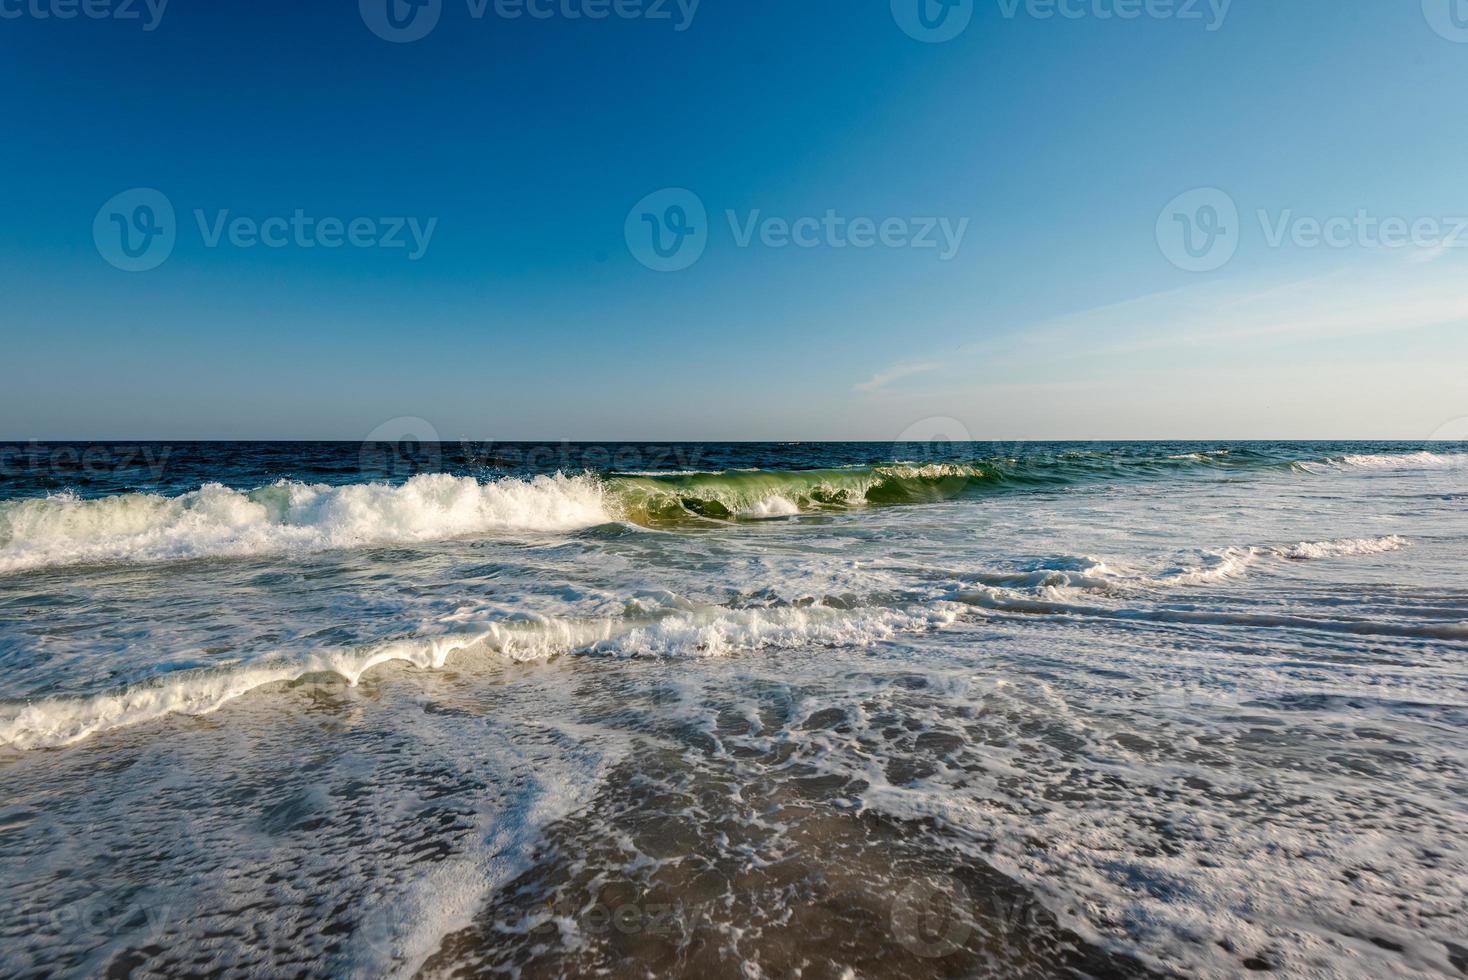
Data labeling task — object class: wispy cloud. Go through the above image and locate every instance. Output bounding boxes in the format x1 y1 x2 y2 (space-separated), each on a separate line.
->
956 256 1468 368
854 361 940 393
1406 242 1454 265
845 254 1468 437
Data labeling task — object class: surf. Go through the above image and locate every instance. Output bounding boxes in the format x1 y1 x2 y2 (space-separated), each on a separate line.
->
0 597 957 750
1 445 1460 573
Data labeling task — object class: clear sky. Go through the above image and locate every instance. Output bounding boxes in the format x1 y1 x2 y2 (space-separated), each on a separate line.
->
3 0 1467 440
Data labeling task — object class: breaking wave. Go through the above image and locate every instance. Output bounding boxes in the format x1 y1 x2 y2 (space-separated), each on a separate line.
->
0 474 612 573
1313 451 1465 472
0 529 1432 750
0 598 957 750
1 439 1458 574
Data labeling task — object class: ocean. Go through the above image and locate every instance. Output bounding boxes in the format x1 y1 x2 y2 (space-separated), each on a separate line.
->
1 440 1465 977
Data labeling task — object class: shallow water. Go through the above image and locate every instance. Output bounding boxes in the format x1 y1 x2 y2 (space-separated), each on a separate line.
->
1 442 1465 977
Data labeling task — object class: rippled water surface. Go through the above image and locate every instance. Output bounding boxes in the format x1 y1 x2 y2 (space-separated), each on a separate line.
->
1 442 1465 977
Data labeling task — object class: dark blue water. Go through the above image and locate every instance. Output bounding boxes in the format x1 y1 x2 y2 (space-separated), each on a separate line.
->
0 439 1452 500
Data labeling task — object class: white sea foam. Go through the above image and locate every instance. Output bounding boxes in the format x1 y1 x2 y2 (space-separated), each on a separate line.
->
1154 536 1409 585
968 537 1412 603
1155 546 1260 586
587 600 958 659
966 556 1127 594
1166 449 1231 461
0 631 501 750
0 474 613 573
1326 451 1463 471
1277 535 1409 560
0 600 957 750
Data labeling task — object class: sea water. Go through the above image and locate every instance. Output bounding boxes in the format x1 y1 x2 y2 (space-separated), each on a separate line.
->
1 441 1464 977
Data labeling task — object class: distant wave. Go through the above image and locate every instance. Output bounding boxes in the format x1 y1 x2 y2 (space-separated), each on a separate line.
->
0 598 957 750
961 536 1411 595
1310 451 1466 472
1276 535 1409 560
951 534 1455 643
955 588 1468 643
0 443 1459 572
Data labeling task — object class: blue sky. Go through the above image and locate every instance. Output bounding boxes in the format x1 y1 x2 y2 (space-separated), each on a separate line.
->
3 0 1467 439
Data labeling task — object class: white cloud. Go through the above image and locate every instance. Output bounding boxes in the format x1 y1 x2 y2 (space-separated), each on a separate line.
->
854 360 940 393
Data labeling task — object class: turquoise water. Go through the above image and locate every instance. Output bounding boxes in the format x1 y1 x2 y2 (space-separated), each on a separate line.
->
1 442 1465 976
